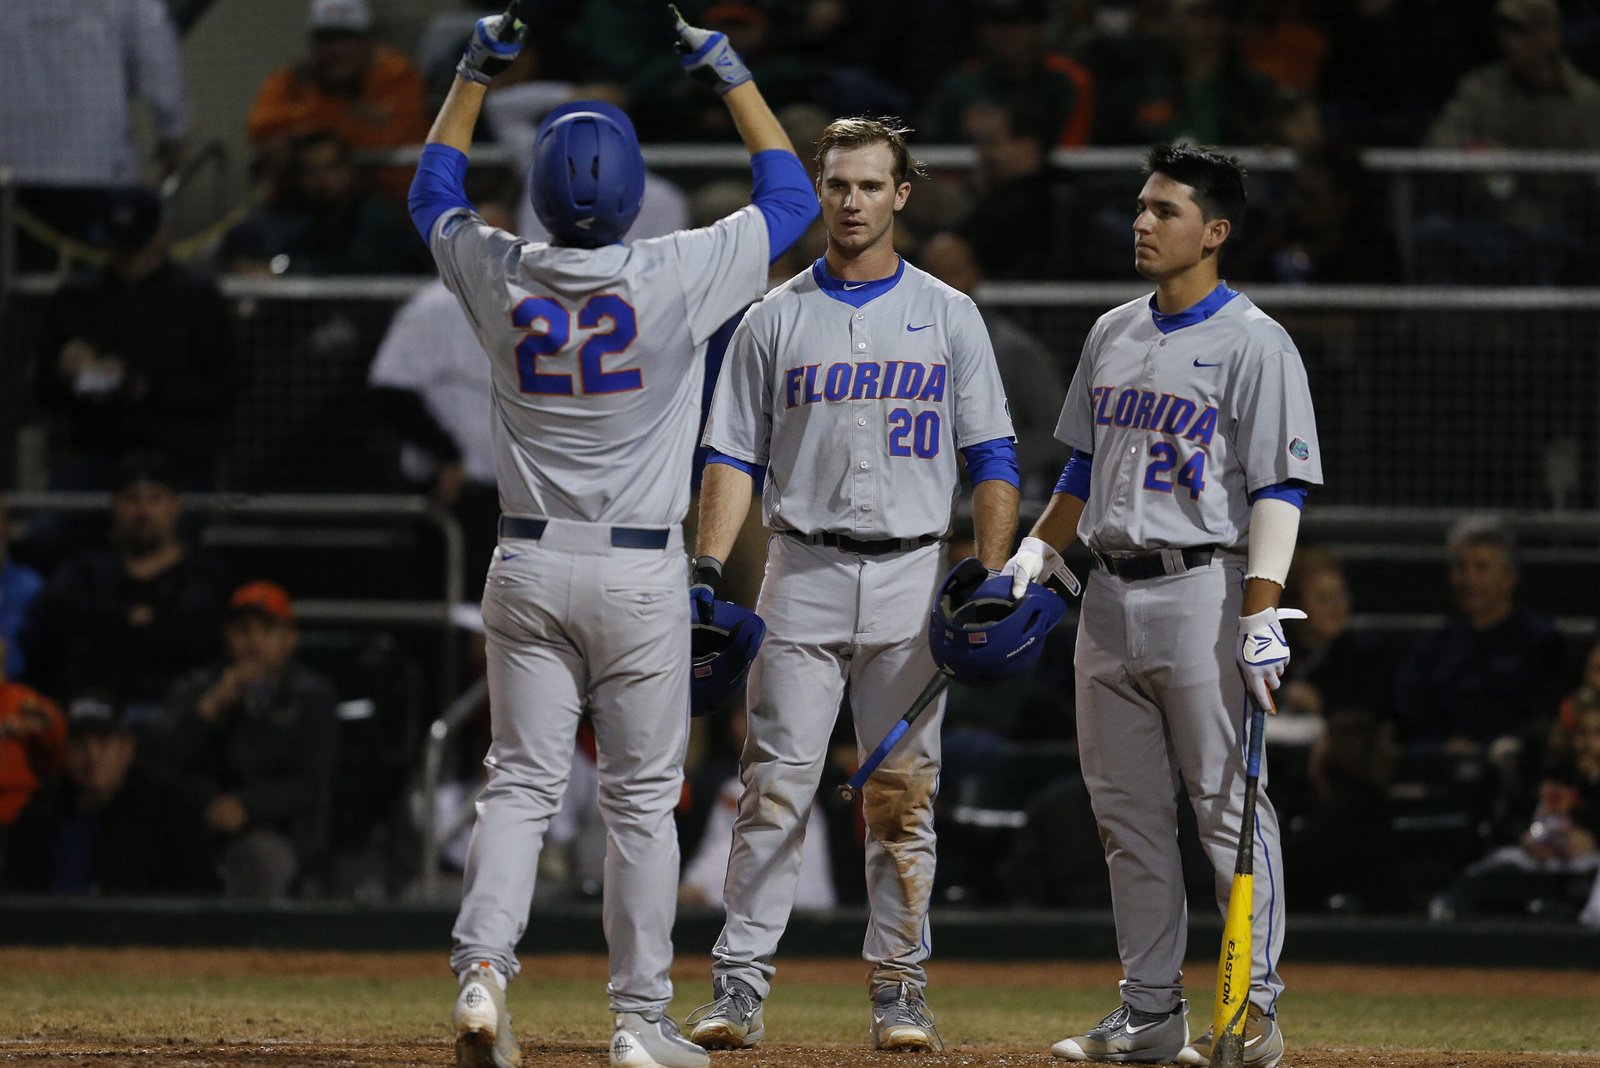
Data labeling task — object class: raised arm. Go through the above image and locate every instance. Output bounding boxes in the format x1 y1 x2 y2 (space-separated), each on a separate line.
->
672 5 816 256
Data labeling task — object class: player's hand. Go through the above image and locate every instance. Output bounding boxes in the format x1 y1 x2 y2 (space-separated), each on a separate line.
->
999 536 1062 599
670 4 753 95
689 555 723 624
457 11 526 86
1235 606 1308 712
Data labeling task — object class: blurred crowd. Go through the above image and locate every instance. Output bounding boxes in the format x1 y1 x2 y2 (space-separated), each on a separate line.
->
1 0 1599 922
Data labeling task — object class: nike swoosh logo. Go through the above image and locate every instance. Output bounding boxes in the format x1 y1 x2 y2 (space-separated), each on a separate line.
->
1124 1020 1161 1034
1193 359 1221 368
907 323 935 332
500 550 524 560
842 281 869 290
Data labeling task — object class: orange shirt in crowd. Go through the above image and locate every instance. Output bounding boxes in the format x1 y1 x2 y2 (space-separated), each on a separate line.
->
0 683 66 825
246 44 429 198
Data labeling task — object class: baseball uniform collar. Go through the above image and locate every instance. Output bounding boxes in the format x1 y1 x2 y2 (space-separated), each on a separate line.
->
1148 282 1240 335
811 256 905 308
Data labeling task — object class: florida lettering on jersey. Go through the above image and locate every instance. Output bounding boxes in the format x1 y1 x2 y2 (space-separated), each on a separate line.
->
784 361 947 408
1089 385 1218 445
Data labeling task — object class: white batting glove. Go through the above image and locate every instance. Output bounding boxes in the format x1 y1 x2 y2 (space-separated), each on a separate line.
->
1236 606 1308 712
1000 536 1063 599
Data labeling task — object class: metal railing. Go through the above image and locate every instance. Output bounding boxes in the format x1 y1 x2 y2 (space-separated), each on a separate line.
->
417 674 490 902
3 490 468 702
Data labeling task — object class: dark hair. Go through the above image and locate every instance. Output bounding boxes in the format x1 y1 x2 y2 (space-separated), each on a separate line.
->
1143 144 1248 224
815 116 926 185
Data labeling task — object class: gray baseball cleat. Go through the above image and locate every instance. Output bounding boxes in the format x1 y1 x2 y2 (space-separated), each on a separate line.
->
870 982 945 1052
610 1011 709 1068
1051 1000 1189 1063
453 962 520 1068
685 976 765 1049
1176 1003 1284 1067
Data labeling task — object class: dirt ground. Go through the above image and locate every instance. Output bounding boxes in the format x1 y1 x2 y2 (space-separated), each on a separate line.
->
5 949 1600 1068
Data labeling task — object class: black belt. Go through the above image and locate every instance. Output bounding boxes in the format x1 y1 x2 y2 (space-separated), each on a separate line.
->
498 515 670 550
1092 545 1218 580
782 529 940 556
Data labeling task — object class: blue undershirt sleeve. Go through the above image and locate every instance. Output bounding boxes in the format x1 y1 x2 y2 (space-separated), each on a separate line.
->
1247 480 1310 509
1054 449 1093 500
408 144 474 246
960 437 1020 488
750 149 818 262
706 449 767 492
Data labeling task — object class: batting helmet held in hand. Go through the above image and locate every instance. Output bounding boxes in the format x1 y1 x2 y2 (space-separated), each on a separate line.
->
691 599 766 716
529 100 646 248
928 557 1067 687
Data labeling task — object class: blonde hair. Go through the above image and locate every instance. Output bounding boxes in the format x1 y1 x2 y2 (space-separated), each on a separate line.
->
814 116 926 185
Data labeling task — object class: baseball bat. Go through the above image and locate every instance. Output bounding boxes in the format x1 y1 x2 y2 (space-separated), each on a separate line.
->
1210 696 1268 1068
836 672 951 803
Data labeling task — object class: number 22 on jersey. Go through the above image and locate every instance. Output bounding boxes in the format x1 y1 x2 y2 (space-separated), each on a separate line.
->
512 293 641 396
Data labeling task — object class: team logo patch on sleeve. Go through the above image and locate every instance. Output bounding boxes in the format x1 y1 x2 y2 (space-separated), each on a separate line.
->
1289 437 1310 461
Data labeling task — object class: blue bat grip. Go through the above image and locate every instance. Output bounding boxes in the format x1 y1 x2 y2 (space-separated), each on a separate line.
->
1244 702 1266 779
849 719 911 791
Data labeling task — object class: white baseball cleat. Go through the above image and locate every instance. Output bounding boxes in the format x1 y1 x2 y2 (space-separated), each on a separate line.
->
1051 1000 1188 1063
610 1011 709 1068
454 962 519 1068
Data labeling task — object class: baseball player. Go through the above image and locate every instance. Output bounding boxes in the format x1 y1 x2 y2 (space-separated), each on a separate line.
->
406 8 816 1068
1001 145 1322 1067
685 117 1020 1053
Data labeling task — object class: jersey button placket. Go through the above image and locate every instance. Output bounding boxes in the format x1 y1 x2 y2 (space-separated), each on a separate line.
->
852 316 874 533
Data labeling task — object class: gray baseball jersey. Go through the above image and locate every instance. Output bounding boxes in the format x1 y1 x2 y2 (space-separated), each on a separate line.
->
433 202 770 1018
1055 286 1321 1023
703 258 1015 538
702 257 1012 1004
1057 290 1323 552
431 204 772 526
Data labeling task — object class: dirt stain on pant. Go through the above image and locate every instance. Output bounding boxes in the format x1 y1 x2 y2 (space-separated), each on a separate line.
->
862 768 937 927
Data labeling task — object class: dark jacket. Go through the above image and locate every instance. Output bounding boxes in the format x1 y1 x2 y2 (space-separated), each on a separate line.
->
2 763 221 895
36 260 234 485
157 661 338 854
21 548 231 712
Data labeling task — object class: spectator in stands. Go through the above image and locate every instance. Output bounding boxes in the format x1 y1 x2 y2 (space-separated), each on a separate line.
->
0 500 45 681
1321 0 1492 147
222 131 430 276
155 581 337 899
245 0 429 201
1554 637 1600 757
1236 0 1329 95
930 0 1094 148
1435 691 1600 919
367 174 518 595
954 95 1079 280
1277 548 1395 722
34 188 235 493
0 0 186 270
1229 144 1402 286
1421 0 1600 283
918 230 1066 499
1085 0 1276 146
0 638 66 828
2 693 220 896
1391 515 1564 757
679 702 837 911
21 452 231 724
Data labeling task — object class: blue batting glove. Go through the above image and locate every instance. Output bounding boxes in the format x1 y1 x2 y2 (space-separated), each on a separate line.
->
458 13 525 86
670 4 752 95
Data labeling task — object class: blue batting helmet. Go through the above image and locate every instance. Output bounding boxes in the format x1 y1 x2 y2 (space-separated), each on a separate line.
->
690 600 767 716
928 557 1067 687
529 100 645 248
